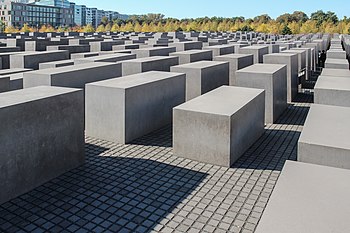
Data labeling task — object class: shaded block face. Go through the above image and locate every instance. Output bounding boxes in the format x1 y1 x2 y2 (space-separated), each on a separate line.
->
314 76 350 107
202 45 235 57
298 104 350 169
173 86 265 167
0 76 10 93
23 62 122 89
239 46 269 64
255 161 350 233
39 60 75 69
281 49 306 71
74 53 136 64
171 61 229 101
0 86 85 204
263 53 298 102
170 50 213 65
85 71 185 144
131 47 176 58
173 41 203 51
321 68 350 77
214 54 254 85
325 58 349 69
10 51 69 70
90 41 124 52
122 56 179 76
236 64 287 124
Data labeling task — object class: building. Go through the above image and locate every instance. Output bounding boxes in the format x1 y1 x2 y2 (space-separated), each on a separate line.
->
0 0 128 28
0 0 74 27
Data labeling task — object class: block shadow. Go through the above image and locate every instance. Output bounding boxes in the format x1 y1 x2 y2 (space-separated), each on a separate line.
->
0 143 207 233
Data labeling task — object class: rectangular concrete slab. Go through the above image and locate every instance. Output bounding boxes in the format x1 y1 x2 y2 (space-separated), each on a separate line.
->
255 160 350 233
325 58 349 69
173 86 265 167
131 47 176 58
236 64 287 124
23 62 122 89
321 68 350 77
85 71 185 144
74 53 136 64
214 54 254 86
171 61 229 100
314 75 350 107
239 46 269 64
170 50 212 65
0 86 85 205
298 104 350 169
10 51 69 70
121 56 179 76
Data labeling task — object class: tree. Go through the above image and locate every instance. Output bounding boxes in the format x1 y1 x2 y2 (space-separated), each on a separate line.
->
290 11 309 23
105 24 112 32
101 16 109 26
241 25 253 32
281 24 292 35
253 14 271 24
311 10 338 27
111 23 119 32
96 24 105 32
20 23 32 33
83 24 95 33
5 25 18 33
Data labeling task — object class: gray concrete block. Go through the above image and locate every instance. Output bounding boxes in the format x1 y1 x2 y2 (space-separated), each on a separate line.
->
325 58 349 69
172 41 203 51
90 40 124 52
71 52 100 60
281 49 306 71
327 49 347 59
263 53 298 102
39 60 75 69
121 56 179 76
214 54 254 85
0 52 25 69
0 75 10 93
239 46 269 64
255 160 350 233
86 71 185 144
236 64 287 123
10 51 69 70
0 86 84 205
314 76 350 107
131 46 176 58
74 53 136 64
23 62 121 89
112 44 140 50
171 61 229 100
169 49 212 64
298 104 350 169
202 45 235 57
321 68 350 77
173 86 265 167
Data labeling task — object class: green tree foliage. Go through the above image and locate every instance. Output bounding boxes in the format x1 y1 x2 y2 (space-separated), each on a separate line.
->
281 24 292 35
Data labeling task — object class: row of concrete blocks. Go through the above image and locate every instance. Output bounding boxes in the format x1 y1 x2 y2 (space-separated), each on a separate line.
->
0 61 290 204
256 67 350 233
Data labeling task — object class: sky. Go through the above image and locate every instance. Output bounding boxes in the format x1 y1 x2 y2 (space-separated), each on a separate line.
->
72 0 347 19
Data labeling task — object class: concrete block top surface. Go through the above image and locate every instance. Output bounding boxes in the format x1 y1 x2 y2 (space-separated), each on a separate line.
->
299 104 350 150
0 68 32 75
241 45 268 49
0 86 81 108
134 46 175 51
256 160 350 233
77 53 135 61
172 60 228 69
215 54 253 59
321 68 350 77
236 63 286 74
87 71 183 89
264 53 296 58
170 49 211 55
27 62 117 75
282 49 305 54
121 56 176 63
203 44 234 49
315 76 350 91
174 86 264 116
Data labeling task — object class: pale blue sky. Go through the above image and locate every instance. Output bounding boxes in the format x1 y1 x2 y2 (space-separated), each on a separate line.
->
72 0 347 19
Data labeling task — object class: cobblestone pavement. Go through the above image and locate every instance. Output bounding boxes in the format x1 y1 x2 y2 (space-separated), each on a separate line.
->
0 93 313 233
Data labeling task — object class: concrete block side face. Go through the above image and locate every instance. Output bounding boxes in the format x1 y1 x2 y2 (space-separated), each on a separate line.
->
298 142 350 170
314 88 350 108
0 76 10 93
190 52 212 63
23 73 51 88
0 90 84 204
272 66 288 122
85 85 125 143
237 55 254 70
122 62 142 76
124 74 186 143
142 57 179 73
50 64 122 89
171 67 201 101
201 63 229 95
229 91 265 164
236 72 273 123
10 55 24 69
173 109 231 167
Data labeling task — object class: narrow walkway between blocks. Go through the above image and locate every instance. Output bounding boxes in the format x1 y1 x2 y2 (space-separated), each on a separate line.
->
0 93 313 233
